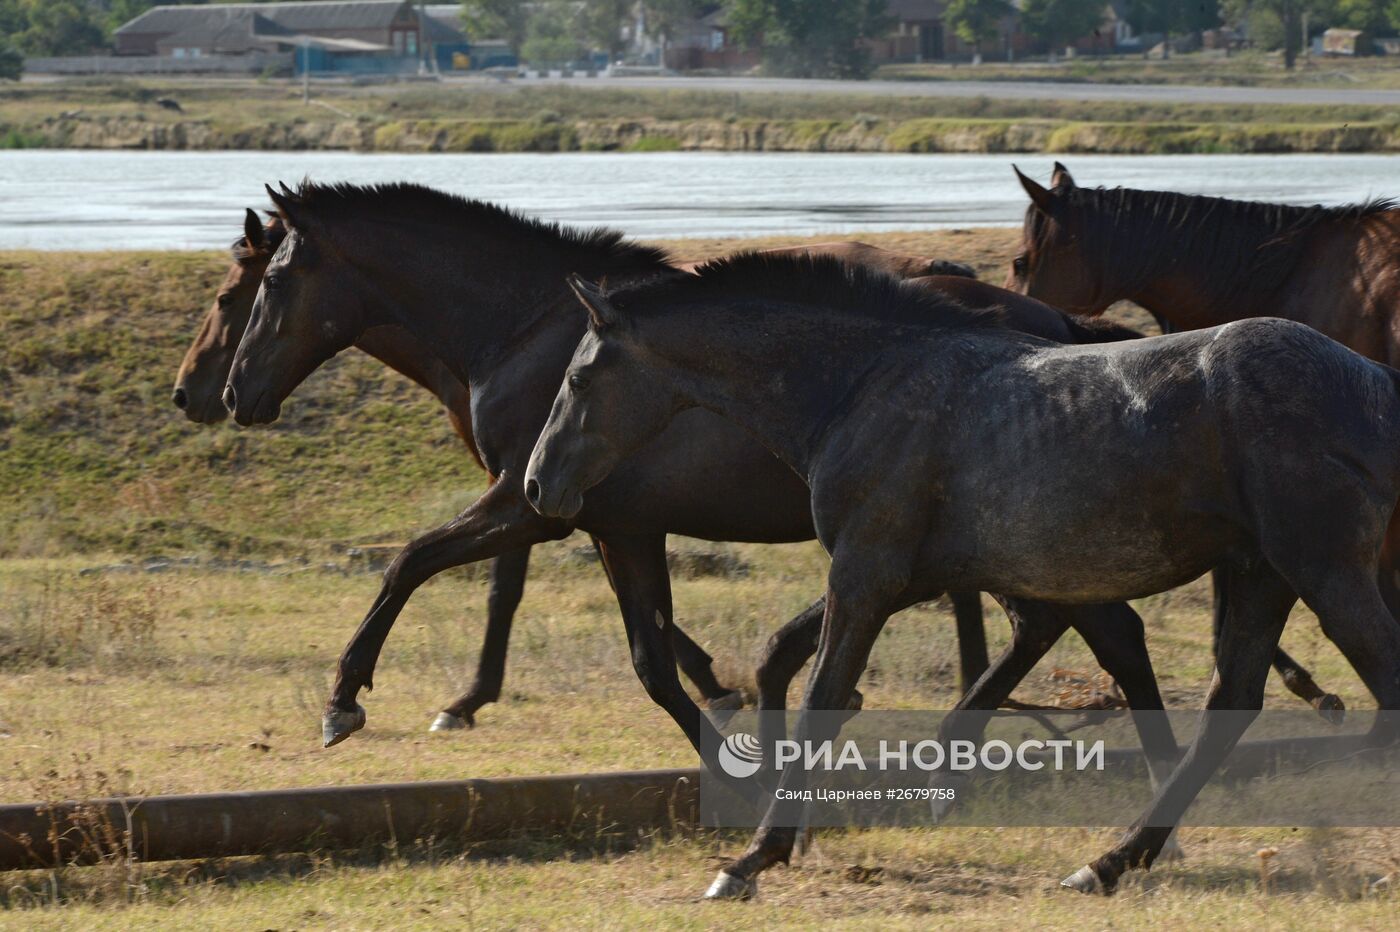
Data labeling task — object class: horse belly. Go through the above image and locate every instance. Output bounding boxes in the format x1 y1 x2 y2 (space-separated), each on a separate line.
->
572 410 817 543
920 511 1228 603
922 437 1237 602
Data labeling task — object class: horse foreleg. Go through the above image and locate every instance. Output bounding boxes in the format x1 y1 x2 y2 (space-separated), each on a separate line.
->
950 591 990 694
324 479 570 747
430 546 532 732
708 554 905 900
1068 602 1184 860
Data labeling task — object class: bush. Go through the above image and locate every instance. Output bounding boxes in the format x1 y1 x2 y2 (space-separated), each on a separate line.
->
0 42 21 82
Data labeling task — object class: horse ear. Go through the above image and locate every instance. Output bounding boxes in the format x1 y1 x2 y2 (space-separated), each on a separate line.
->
568 274 619 330
1050 161 1077 190
265 183 308 230
1013 165 1055 215
243 208 264 249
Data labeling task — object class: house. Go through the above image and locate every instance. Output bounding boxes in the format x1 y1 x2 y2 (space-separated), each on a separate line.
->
114 1 425 72
870 0 1133 64
662 6 760 71
422 5 517 71
1323 28 1372 57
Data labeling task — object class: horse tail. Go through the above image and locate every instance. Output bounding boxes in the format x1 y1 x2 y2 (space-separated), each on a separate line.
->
1061 315 1144 345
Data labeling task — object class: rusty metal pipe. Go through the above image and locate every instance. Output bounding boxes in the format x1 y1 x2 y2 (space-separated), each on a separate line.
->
0 768 701 871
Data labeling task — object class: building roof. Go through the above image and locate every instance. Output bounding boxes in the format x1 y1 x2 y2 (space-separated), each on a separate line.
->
151 11 282 53
117 2 413 37
421 5 469 44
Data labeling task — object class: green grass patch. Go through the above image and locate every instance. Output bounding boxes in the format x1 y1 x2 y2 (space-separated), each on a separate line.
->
624 134 681 152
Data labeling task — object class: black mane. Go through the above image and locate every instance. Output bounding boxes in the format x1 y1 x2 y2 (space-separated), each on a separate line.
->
1031 184 1395 300
601 252 1003 331
286 181 672 276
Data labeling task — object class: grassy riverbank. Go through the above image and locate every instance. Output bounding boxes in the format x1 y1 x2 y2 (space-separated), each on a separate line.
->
0 230 1027 559
7 77 1400 153
880 49 1400 90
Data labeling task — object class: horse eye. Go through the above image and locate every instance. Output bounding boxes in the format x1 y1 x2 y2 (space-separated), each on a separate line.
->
1012 255 1028 274
568 373 588 391
263 273 281 290
217 293 234 308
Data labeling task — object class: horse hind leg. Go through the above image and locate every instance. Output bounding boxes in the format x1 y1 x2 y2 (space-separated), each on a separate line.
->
672 627 744 711
431 548 531 732
1291 568 1400 741
1214 568 1343 722
1064 562 1295 896
1272 646 1344 723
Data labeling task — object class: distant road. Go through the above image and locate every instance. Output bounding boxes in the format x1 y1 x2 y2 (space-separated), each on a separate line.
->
474 74 1400 107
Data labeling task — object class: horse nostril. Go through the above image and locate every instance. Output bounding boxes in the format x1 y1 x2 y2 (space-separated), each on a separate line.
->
222 385 237 413
525 478 542 508
172 387 188 410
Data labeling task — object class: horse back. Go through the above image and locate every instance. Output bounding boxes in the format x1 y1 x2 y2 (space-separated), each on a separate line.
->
909 276 1143 345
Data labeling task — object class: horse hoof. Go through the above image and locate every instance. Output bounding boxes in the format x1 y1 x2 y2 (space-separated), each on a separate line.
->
1060 865 1107 895
707 690 745 713
704 870 757 900
1314 693 1345 726
322 704 366 748
429 711 469 732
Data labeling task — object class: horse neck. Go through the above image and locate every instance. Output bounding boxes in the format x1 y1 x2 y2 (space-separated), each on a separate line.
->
1101 205 1346 330
637 308 901 477
354 325 483 464
337 223 649 389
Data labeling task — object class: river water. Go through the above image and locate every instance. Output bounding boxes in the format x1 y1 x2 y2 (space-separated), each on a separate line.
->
3 149 1399 250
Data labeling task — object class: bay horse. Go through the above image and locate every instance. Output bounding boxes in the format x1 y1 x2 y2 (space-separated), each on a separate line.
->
171 208 995 730
220 182 1175 773
1007 163 1363 715
523 252 1400 898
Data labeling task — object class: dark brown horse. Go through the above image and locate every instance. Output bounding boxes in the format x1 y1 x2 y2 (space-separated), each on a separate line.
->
1007 163 1368 714
524 253 1400 898
218 182 1175 764
172 209 996 731
170 211 742 730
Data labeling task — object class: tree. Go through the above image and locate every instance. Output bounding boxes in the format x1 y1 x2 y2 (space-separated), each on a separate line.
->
1020 0 1106 56
643 0 708 43
1221 0 1327 69
104 1 160 33
728 0 894 78
11 0 105 56
943 0 1012 60
1332 0 1389 32
520 0 585 66
0 40 20 80
1129 0 1221 58
461 0 532 53
580 0 632 61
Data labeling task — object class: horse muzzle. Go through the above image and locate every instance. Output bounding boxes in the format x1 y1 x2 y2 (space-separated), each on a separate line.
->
222 381 281 427
523 474 583 521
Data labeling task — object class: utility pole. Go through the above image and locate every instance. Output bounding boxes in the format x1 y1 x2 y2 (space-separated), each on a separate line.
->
302 38 310 103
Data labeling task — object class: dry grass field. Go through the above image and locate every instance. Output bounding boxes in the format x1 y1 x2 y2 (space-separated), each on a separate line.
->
1 229 1396 928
